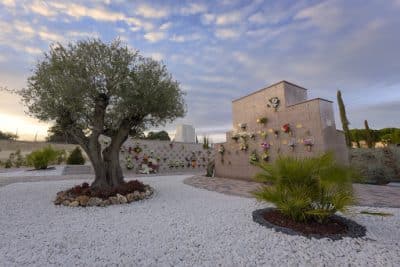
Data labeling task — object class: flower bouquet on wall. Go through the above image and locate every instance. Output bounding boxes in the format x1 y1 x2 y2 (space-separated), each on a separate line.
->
238 123 247 130
257 117 268 124
303 138 314 152
239 143 248 151
288 139 296 151
231 133 240 142
258 131 268 139
261 152 269 161
249 151 259 165
261 142 270 151
282 123 291 135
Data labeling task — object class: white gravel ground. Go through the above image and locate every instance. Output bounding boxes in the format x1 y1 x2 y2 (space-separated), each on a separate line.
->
0 165 64 177
0 175 399 266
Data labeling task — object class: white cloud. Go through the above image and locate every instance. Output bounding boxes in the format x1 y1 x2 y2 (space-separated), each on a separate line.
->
38 28 65 42
149 52 164 61
170 33 202 42
201 13 215 25
136 4 169 19
0 54 7 62
144 31 166 42
29 0 57 17
214 28 240 39
159 22 172 30
14 21 36 37
66 31 100 39
295 1 344 32
215 11 243 25
23 46 42 54
47 2 154 32
0 0 15 7
180 3 207 15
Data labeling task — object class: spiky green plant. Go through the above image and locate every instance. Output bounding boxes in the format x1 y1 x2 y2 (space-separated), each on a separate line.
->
253 153 354 223
337 90 352 147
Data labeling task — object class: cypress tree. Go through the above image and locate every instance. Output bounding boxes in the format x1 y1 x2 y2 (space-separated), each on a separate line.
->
337 90 352 147
364 120 374 148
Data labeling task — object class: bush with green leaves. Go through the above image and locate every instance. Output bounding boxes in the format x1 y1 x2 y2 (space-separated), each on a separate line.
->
253 153 354 223
26 146 59 170
67 147 85 165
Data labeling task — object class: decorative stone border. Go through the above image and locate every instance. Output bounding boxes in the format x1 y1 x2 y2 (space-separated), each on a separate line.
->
54 186 154 207
252 208 366 240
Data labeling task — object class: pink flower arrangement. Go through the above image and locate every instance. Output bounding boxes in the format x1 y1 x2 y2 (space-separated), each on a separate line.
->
261 142 270 150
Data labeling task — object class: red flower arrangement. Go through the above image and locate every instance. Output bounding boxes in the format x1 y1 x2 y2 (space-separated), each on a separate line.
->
282 123 291 133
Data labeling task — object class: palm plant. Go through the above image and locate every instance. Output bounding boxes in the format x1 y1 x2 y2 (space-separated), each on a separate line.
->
253 153 354 223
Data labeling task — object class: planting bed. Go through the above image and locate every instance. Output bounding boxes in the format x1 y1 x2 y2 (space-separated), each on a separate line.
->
253 208 366 240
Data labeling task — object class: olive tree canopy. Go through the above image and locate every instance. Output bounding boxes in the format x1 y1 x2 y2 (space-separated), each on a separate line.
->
19 39 186 188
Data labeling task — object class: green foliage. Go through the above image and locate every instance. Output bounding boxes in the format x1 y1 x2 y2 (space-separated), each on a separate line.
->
19 38 185 141
350 128 400 146
56 149 67 164
203 136 210 149
146 131 170 141
364 120 374 148
206 160 215 177
337 90 352 147
0 130 18 140
67 147 85 165
46 121 78 144
26 146 59 170
253 153 354 223
2 150 26 168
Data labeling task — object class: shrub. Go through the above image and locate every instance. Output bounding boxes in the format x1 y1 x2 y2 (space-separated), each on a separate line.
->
67 147 85 165
26 146 59 170
253 153 354 223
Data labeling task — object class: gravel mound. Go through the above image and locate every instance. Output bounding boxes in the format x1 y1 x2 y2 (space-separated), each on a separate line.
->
0 175 399 266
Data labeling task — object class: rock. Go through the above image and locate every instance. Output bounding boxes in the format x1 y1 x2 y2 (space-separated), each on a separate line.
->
76 195 90 206
102 199 111 206
145 190 152 197
133 191 141 199
109 196 119 205
69 201 79 207
62 200 71 206
116 194 127 204
139 192 146 199
126 193 135 202
87 197 102 207
54 197 63 205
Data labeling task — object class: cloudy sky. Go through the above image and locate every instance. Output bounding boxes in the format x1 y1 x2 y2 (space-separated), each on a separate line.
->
0 0 399 141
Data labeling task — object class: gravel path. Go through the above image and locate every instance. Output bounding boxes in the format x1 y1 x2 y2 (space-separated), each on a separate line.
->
0 175 399 266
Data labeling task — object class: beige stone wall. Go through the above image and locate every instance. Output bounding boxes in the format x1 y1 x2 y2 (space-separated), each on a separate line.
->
0 140 81 160
215 81 349 180
119 138 214 174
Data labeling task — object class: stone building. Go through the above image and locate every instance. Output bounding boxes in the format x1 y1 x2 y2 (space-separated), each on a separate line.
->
214 80 348 180
174 124 196 143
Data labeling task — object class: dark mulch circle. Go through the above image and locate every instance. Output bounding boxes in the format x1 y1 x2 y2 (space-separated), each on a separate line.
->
253 208 366 240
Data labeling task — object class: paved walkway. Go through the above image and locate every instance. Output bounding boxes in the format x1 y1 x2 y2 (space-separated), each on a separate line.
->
184 176 400 208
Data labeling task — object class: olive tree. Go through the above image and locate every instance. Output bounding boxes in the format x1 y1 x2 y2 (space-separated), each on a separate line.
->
19 39 185 188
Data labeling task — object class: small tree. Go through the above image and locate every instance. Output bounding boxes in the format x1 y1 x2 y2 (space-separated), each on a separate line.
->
337 90 351 147
67 147 85 165
146 130 170 140
364 120 374 148
0 130 18 140
18 39 185 188
202 136 210 149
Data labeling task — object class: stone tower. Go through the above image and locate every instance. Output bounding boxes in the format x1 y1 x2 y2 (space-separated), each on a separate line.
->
174 124 196 143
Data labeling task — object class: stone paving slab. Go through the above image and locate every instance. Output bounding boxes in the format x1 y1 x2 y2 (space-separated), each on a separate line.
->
184 176 400 208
